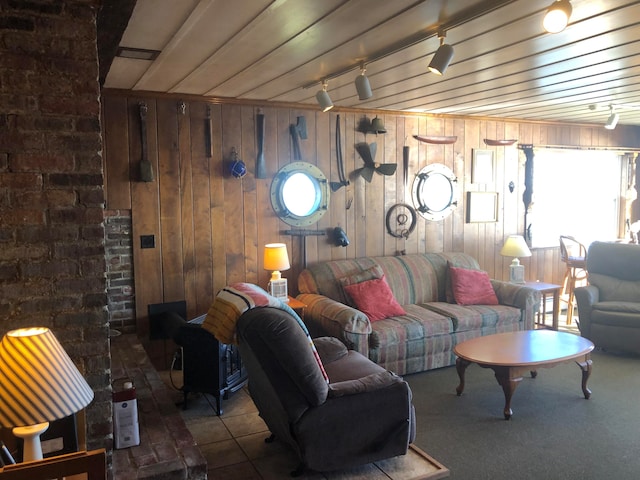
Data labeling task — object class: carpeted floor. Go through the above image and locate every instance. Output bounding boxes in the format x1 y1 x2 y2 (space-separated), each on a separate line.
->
406 347 640 480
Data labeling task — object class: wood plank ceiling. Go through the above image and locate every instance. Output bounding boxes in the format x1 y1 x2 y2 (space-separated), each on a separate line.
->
101 0 640 127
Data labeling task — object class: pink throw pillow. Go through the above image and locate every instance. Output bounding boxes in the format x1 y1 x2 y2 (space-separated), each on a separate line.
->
343 276 407 322
449 266 499 305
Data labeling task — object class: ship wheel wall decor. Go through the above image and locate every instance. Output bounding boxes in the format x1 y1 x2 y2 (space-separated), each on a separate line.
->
411 164 458 221
386 203 417 239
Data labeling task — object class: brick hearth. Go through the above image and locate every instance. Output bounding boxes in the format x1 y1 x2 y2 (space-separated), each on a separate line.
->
110 334 207 479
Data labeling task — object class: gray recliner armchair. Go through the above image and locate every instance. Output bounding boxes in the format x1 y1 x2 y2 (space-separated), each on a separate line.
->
236 306 416 475
575 241 640 354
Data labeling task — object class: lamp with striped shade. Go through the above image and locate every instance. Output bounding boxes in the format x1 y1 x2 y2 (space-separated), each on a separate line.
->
0 327 94 462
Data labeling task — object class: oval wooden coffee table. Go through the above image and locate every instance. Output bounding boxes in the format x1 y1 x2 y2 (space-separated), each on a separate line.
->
454 330 594 420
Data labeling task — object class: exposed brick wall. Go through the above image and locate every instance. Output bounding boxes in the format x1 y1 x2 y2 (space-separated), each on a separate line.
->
105 210 135 333
0 0 112 467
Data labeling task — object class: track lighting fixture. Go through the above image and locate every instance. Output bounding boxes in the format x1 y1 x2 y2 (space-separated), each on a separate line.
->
604 105 619 130
354 64 373 101
315 81 334 112
428 31 454 76
543 0 572 33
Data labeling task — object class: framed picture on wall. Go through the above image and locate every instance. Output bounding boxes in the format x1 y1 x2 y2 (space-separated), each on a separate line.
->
471 149 495 184
466 191 499 223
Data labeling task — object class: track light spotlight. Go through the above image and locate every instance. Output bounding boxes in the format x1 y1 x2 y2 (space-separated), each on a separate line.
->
543 0 572 33
316 81 334 112
604 106 619 130
428 32 454 76
354 65 372 100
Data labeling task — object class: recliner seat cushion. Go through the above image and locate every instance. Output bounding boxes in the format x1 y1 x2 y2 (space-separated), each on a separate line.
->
591 301 640 328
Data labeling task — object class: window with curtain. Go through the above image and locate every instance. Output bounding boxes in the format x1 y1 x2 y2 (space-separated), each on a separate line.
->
529 149 622 249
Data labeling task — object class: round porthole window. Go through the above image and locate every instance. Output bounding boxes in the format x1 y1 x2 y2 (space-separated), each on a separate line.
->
412 163 458 221
270 162 329 227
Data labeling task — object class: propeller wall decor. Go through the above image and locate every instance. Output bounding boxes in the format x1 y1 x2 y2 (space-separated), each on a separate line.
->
354 142 397 183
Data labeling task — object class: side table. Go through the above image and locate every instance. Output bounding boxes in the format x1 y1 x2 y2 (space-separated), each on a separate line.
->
287 296 307 320
525 281 562 331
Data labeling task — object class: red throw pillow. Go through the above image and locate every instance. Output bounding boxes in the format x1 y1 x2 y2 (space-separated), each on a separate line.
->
449 266 499 305
343 276 407 321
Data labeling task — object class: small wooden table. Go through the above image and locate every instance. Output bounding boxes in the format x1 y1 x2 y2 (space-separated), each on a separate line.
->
525 281 562 330
454 330 594 419
287 296 307 319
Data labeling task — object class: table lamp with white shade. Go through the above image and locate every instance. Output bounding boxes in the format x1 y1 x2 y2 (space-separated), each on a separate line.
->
500 235 532 284
264 243 291 301
0 327 94 462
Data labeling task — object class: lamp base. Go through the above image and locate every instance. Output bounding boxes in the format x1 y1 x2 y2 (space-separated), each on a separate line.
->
269 278 288 301
13 422 49 462
509 263 525 284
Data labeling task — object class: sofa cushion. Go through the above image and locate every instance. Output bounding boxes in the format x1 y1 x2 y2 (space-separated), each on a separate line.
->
444 258 485 303
423 302 521 332
449 266 499 305
343 276 407 321
339 264 384 307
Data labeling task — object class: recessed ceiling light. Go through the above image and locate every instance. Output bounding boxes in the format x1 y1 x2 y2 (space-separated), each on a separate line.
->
116 47 160 61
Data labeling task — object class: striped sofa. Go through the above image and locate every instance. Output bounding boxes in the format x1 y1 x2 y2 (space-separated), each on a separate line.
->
297 253 540 376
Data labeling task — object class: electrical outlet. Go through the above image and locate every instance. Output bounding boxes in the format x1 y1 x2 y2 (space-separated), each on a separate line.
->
140 235 155 249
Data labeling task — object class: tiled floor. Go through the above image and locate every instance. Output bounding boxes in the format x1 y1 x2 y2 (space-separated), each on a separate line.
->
157 368 447 479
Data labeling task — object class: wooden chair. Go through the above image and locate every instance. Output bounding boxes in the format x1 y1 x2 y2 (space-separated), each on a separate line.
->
559 236 588 324
0 449 106 480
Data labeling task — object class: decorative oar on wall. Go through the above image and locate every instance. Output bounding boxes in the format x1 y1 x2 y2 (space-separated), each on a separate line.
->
353 142 397 182
256 110 266 178
138 102 154 182
331 115 349 191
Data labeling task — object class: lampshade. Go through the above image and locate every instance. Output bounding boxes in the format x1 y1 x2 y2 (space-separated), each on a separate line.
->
500 235 532 259
543 0 572 33
264 243 290 280
0 327 94 461
355 68 372 100
315 81 334 112
428 34 454 75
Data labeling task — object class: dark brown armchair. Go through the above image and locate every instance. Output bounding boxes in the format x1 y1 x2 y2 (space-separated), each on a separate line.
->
236 306 416 475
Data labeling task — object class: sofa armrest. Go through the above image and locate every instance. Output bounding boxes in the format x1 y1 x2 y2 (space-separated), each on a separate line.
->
490 280 541 330
297 293 371 335
297 293 372 357
575 285 599 339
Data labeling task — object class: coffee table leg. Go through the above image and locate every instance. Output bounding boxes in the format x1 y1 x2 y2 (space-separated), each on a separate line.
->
492 366 522 420
455 357 471 396
576 357 593 399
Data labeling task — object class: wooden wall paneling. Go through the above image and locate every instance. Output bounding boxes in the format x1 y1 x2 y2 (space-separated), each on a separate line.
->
387 115 405 256
272 108 293 287
256 106 279 292
463 119 481 261
177 102 197 316
221 104 245 284
425 116 445 253
102 95 131 209
156 99 186 303
343 113 357 259
403 115 419 255
364 127 385 258
315 109 333 264
209 104 226 295
129 98 162 337
241 106 259 285
304 109 321 267
450 118 466 253
189 102 214 315
352 114 367 259
330 112 348 261
414 115 428 254
380 113 396 258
